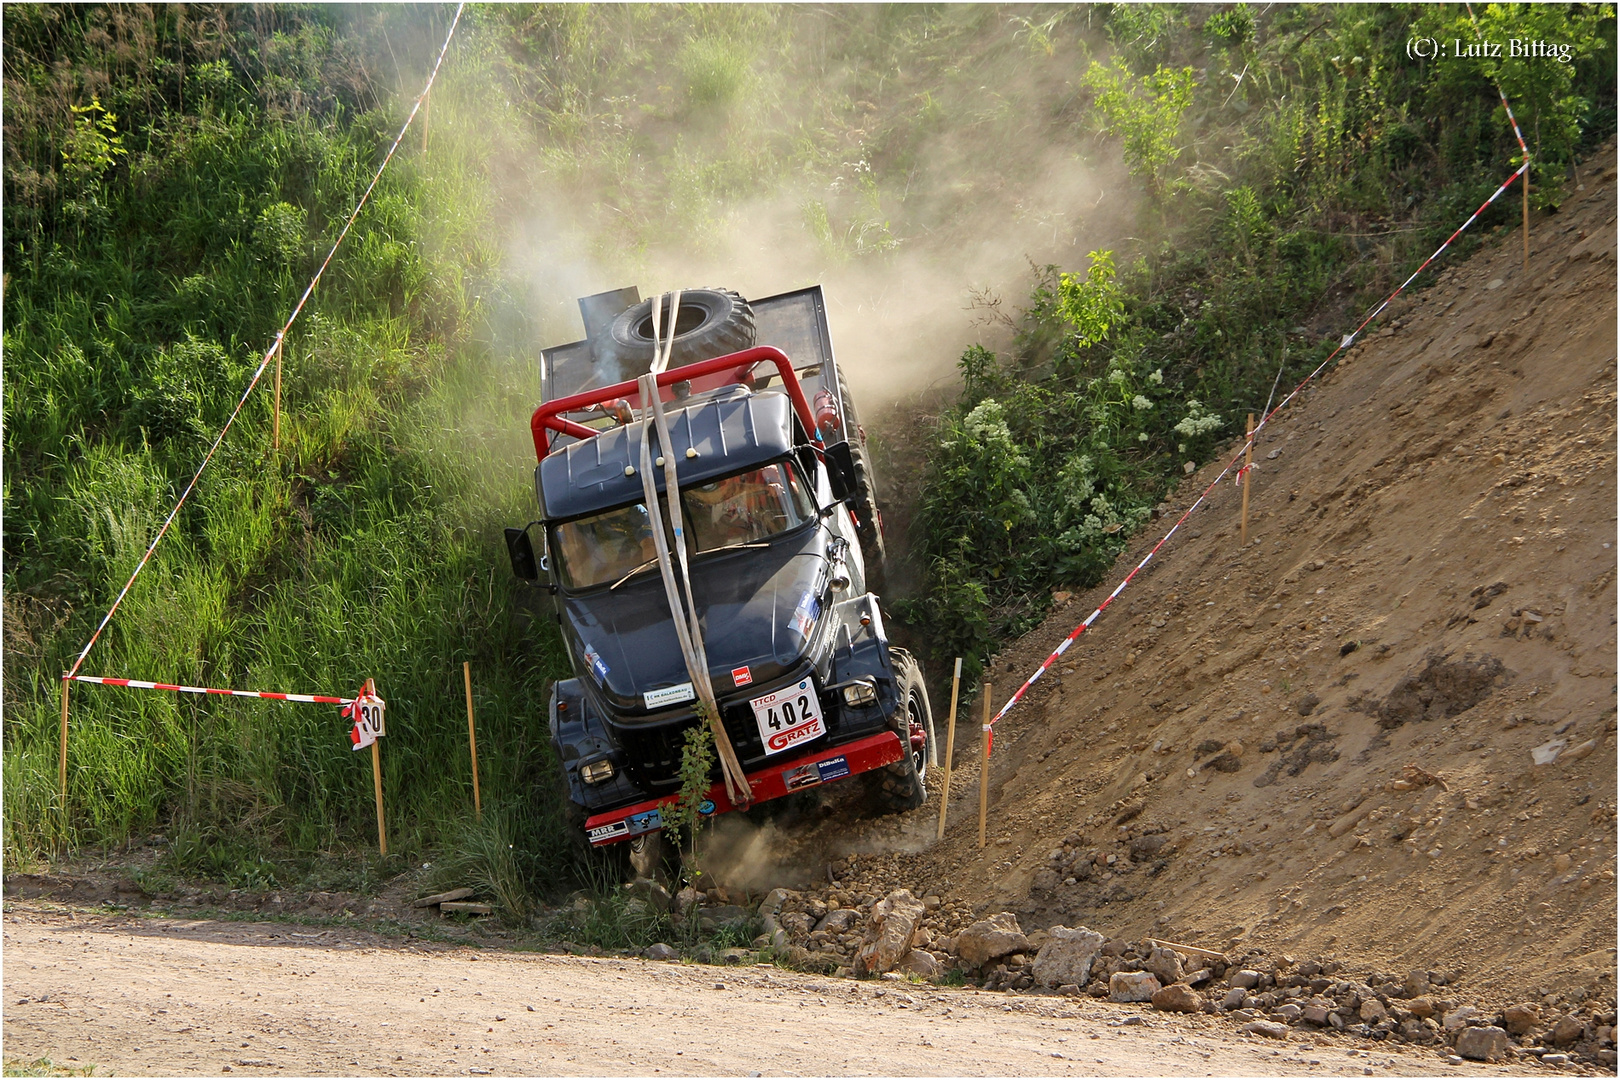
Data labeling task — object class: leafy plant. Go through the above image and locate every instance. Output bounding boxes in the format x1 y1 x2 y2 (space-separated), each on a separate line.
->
1081 59 1197 187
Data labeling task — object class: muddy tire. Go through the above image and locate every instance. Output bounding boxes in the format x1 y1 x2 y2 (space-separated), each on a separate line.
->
628 828 679 888
868 650 931 814
603 288 756 371
836 371 887 594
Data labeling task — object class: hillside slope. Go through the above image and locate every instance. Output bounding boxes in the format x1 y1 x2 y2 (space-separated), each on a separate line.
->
745 141 1618 1024
907 139 1618 1007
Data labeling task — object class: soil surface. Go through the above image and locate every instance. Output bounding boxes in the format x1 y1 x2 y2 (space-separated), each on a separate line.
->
3 904 1538 1077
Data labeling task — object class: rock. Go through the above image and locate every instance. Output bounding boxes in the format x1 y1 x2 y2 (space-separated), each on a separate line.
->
413 887 474 908
1110 971 1162 1003
1275 1003 1302 1022
1360 999 1389 1023
1541 1053 1570 1066
1532 739 1568 765
781 911 814 937
814 909 858 934
1442 1006 1479 1031
1408 996 1437 1020
719 947 751 964
1143 946 1184 986
1550 1016 1585 1045
1032 925 1105 989
1057 984 1081 996
1242 1021 1290 1040
1032 869 1061 892
699 905 751 932
1222 987 1248 1009
1501 1004 1539 1035
854 889 927 975
1302 1003 1332 1026
955 912 1028 967
1402 969 1431 999
674 886 699 915
1297 693 1321 716
1152 983 1203 1013
1456 1026 1509 1062
1231 969 1263 990
627 878 672 914
643 943 678 961
898 949 941 980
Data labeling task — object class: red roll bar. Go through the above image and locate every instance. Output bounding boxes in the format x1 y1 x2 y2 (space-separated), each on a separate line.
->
529 346 818 460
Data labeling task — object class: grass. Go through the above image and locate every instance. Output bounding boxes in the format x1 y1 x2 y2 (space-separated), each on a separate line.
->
3 1059 97 1078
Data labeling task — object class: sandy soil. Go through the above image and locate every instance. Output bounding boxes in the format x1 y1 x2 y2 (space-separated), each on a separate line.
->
3 904 1542 1077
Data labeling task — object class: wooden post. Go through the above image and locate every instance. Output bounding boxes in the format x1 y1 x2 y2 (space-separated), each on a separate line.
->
1522 159 1530 274
271 334 283 451
463 660 481 820
978 683 992 849
371 738 388 856
58 679 69 810
1240 413 1255 546
935 657 963 841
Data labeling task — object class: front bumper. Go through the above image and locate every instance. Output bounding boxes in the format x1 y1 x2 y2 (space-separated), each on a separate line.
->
582 729 902 845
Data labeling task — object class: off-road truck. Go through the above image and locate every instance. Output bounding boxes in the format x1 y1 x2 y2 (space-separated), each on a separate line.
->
506 286 933 874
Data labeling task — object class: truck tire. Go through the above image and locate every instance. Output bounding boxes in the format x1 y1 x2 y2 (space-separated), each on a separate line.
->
603 288 756 370
836 372 887 594
869 651 932 814
628 828 679 888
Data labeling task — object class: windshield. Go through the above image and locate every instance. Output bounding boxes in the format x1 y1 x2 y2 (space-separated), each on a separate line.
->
681 461 814 552
550 459 815 590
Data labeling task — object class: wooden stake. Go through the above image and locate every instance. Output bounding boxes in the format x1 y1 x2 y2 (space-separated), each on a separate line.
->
271 334 283 451
1522 159 1530 274
978 683 991 849
463 660 481 820
935 657 963 841
1240 413 1255 546
371 738 388 856
58 679 69 810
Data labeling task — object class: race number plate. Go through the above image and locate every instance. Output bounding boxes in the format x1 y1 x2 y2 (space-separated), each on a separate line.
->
751 678 826 757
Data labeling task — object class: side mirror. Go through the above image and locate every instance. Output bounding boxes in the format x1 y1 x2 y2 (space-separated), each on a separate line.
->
505 526 539 581
824 441 856 502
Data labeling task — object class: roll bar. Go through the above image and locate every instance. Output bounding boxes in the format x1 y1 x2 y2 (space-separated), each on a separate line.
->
529 346 817 460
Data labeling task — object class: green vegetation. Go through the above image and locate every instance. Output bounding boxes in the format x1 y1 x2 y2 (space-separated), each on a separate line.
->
900 3 1616 682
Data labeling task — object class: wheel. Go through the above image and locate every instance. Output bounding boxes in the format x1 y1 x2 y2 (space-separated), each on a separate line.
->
836 370 888 594
628 828 679 887
868 650 932 814
602 288 756 371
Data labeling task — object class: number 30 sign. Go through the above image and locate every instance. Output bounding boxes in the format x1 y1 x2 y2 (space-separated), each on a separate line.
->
345 678 386 751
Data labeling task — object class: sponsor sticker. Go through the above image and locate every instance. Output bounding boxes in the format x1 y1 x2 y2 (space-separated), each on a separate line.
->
643 682 695 709
583 642 609 685
790 590 820 639
731 665 753 688
817 755 850 782
750 678 827 756
587 820 629 843
782 761 821 792
627 809 663 835
698 800 716 816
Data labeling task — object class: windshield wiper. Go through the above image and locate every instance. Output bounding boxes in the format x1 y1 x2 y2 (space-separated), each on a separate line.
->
609 557 659 590
697 540 772 556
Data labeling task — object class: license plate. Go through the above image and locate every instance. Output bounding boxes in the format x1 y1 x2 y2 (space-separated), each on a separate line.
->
750 678 826 756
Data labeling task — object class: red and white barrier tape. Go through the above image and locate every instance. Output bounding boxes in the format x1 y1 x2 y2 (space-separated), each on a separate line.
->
63 4 465 686
984 158 1530 748
67 675 350 706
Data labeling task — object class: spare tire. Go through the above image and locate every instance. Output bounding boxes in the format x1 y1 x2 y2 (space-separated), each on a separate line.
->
602 288 756 371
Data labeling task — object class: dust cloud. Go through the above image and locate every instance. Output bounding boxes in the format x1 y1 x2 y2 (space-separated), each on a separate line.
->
487 11 1137 411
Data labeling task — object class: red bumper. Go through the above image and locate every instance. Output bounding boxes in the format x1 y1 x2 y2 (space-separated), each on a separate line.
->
582 730 903 846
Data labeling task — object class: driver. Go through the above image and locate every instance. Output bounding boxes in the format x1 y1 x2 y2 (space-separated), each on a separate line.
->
687 468 790 549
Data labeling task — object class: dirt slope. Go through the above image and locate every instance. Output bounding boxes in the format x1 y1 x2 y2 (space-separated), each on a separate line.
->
886 141 1618 1010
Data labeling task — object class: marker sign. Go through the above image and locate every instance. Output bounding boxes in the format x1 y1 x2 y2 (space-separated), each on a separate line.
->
347 688 386 751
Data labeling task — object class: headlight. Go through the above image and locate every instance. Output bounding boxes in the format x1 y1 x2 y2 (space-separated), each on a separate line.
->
580 758 616 784
842 681 878 707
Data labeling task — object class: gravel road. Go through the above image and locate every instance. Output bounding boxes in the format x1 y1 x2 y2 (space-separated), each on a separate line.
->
4 905 1541 1077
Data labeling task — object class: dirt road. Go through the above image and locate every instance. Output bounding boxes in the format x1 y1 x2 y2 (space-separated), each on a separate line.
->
5 905 1540 1077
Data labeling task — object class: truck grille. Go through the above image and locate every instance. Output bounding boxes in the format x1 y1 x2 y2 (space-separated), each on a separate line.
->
611 670 839 791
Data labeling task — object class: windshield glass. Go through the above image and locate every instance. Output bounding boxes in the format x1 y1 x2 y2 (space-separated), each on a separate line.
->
552 502 657 590
550 460 814 590
682 461 814 552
